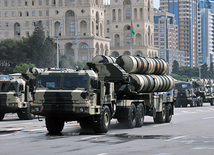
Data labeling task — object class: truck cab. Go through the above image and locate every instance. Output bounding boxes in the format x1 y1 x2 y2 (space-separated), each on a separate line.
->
0 78 33 120
174 82 197 107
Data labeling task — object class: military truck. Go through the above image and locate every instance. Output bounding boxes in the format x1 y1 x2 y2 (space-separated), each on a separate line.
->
173 81 201 107
27 55 175 134
191 79 214 106
0 74 34 120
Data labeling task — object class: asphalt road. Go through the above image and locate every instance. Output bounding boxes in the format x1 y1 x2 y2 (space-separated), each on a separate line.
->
0 103 214 155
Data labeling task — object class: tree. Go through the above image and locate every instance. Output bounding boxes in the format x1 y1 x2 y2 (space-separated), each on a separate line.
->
13 63 36 73
208 63 214 79
172 60 179 74
201 63 208 78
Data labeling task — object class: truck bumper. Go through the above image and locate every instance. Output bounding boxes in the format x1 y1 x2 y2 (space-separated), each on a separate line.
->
30 103 101 120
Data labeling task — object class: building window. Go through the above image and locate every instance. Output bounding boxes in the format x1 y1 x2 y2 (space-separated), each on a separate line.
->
39 10 42 16
4 11 8 17
46 20 49 26
0 12 1 17
25 1 27 6
11 0 15 6
32 0 35 5
82 55 88 62
46 0 49 5
18 0 21 6
46 10 49 16
25 21 29 27
12 11 15 17
32 10 36 16
4 0 8 7
26 31 30 37
47 30 50 36
107 20 109 25
39 0 42 6
26 11 29 17
107 28 109 33
81 44 88 49
19 12 22 17
126 8 131 20
69 21 75 36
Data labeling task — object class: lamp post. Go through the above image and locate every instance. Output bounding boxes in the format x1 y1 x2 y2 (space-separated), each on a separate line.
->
54 23 63 68
72 32 80 65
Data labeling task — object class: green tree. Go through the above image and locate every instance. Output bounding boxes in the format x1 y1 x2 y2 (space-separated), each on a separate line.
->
208 63 214 78
13 63 36 73
172 60 179 74
201 63 208 78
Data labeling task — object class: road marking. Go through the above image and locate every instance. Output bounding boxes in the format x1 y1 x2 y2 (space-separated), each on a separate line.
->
97 153 108 155
0 134 14 137
154 123 170 128
164 136 186 142
202 116 214 120
81 135 104 141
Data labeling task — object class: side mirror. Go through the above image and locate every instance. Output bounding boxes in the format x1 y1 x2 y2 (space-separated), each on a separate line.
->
91 79 98 89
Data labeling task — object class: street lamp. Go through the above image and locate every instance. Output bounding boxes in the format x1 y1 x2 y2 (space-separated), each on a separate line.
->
54 23 63 68
72 32 80 65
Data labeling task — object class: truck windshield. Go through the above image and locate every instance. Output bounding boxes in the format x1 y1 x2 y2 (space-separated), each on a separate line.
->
63 75 88 89
38 75 61 88
175 83 190 89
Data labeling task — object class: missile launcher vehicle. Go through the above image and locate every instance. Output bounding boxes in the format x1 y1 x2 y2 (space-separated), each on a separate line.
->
27 55 175 134
0 74 34 120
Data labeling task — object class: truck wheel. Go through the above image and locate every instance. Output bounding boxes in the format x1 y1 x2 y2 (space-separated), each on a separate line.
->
153 104 166 123
45 117 64 135
17 104 34 120
136 103 144 127
126 103 137 128
0 112 5 121
210 99 214 106
93 106 111 133
165 104 172 123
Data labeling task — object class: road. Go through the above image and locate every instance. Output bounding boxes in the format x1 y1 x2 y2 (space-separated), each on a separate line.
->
0 103 214 155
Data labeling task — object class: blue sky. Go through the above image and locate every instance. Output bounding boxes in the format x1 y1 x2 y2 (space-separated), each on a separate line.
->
104 0 159 9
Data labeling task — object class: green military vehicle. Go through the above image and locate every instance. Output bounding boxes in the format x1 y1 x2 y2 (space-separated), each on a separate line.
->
173 81 201 107
191 79 214 106
27 55 175 134
0 74 34 120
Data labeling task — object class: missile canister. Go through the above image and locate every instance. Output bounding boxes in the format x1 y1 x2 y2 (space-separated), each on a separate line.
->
129 74 174 93
116 55 169 75
92 55 116 63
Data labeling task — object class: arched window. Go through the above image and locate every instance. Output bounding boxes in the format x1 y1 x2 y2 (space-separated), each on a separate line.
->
134 8 137 19
112 9 116 21
80 20 87 35
81 43 88 49
136 33 142 46
68 11 75 17
126 8 131 20
140 8 143 19
114 34 120 47
125 33 131 46
59 0 62 6
14 23 21 38
118 9 121 21
66 10 75 36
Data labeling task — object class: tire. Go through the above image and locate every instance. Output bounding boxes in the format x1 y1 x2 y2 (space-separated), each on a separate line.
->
93 106 111 133
165 104 172 123
45 117 64 135
210 99 214 106
153 104 166 123
126 103 137 128
0 112 5 121
136 103 144 127
17 103 34 120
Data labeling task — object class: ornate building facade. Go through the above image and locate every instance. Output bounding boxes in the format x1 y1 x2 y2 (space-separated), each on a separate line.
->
104 0 158 57
0 0 157 62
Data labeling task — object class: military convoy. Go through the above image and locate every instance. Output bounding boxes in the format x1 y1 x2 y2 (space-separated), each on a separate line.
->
174 78 214 107
173 81 200 107
0 74 34 120
23 55 175 134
